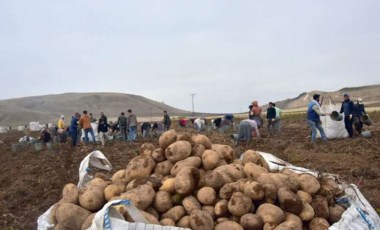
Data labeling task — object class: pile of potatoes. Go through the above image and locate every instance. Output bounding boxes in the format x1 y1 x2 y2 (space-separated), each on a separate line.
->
50 130 347 230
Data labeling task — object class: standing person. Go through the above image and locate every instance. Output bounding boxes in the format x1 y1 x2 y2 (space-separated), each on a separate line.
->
235 119 260 146
307 94 328 144
69 113 80 147
57 115 67 143
117 112 128 140
99 112 108 124
353 97 366 134
340 93 355 138
273 103 282 134
127 109 138 141
97 119 109 146
163 111 171 131
80 111 96 143
249 101 263 128
266 102 276 136
89 113 97 123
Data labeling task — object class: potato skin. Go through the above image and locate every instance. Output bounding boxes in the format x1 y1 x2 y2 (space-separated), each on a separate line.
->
162 206 186 222
55 203 91 230
256 203 285 225
182 196 202 215
79 186 106 212
160 218 176 226
197 187 217 205
154 160 174 176
165 141 192 163
311 195 330 219
214 199 230 218
190 210 214 230
120 184 155 210
152 148 166 163
244 163 268 180
171 156 202 176
104 184 122 201
159 130 178 149
153 191 173 213
174 166 200 195
125 155 156 183
299 202 315 221
329 204 345 224
192 134 212 149
240 213 264 230
215 221 243 230
81 213 95 230
298 174 321 195
211 144 235 163
228 192 253 217
243 181 265 201
177 215 191 228
202 150 222 170
309 217 330 230
277 187 303 215
62 183 79 204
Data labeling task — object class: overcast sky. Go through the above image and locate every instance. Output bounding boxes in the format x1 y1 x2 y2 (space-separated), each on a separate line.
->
0 1 379 113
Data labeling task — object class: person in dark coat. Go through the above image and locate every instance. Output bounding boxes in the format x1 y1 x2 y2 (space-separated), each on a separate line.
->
340 93 355 138
163 111 171 131
353 97 367 134
266 102 276 136
98 119 109 146
69 113 81 147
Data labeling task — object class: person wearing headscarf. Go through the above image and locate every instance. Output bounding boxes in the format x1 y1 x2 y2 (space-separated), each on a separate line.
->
235 119 260 146
353 97 366 134
249 100 263 128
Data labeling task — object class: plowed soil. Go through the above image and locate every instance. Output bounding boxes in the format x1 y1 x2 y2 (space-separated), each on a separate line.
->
0 112 379 229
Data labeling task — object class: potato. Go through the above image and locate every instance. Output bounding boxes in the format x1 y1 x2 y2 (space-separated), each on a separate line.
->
244 181 265 201
113 180 127 193
215 199 230 218
202 206 216 219
298 202 315 221
273 221 300 230
145 206 159 220
228 192 253 217
192 134 212 149
152 148 166 163
171 156 202 176
174 166 200 195
320 178 344 197
256 203 285 225
159 177 176 194
241 150 269 169
86 178 110 189
190 210 214 230
309 217 330 230
182 196 202 215
125 210 159 225
205 171 227 190
162 206 186 222
220 182 241 200
55 203 91 230
257 173 299 192
153 191 173 213
202 149 222 170
140 142 155 156
177 133 193 142
263 223 278 230
329 204 345 224
177 215 191 228
262 183 277 204
298 174 320 195
154 160 174 176
192 143 206 157
120 184 155 210
211 144 235 163
125 155 156 183
81 213 95 230
104 184 122 201
244 163 268 180
318 186 334 206
62 183 79 204
214 164 246 183
165 141 192 163
93 172 110 182
284 212 303 229
277 187 303 215
111 170 126 183
297 190 312 204
196 168 208 189
197 187 217 205
159 130 178 149
240 213 264 230
216 217 230 224
160 218 175 226
311 195 329 219
79 186 106 211
215 221 244 230
280 169 300 178
229 215 240 223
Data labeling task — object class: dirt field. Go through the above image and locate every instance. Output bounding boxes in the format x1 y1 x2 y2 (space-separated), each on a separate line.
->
0 112 379 229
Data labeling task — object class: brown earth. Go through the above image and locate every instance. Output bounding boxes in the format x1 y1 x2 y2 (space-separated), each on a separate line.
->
0 112 379 229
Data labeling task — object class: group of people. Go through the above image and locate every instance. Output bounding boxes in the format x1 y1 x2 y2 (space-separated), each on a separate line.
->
307 93 367 144
235 101 283 145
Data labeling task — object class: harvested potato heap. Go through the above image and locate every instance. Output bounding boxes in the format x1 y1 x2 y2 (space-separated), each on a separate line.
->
51 130 346 230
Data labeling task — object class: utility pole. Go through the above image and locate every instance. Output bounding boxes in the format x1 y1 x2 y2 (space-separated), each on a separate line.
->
190 93 196 117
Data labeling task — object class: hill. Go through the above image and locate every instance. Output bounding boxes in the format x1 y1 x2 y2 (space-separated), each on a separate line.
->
272 84 380 110
0 93 189 126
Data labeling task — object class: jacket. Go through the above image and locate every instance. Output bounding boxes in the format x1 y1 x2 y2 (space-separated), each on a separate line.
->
353 103 366 117
266 108 276 119
307 101 321 122
98 123 109 133
79 115 92 129
118 115 128 127
340 100 354 116
128 114 137 127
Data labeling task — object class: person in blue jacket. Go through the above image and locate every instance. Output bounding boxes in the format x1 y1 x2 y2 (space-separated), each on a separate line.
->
353 97 366 134
340 93 355 138
307 94 328 144
69 113 81 147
